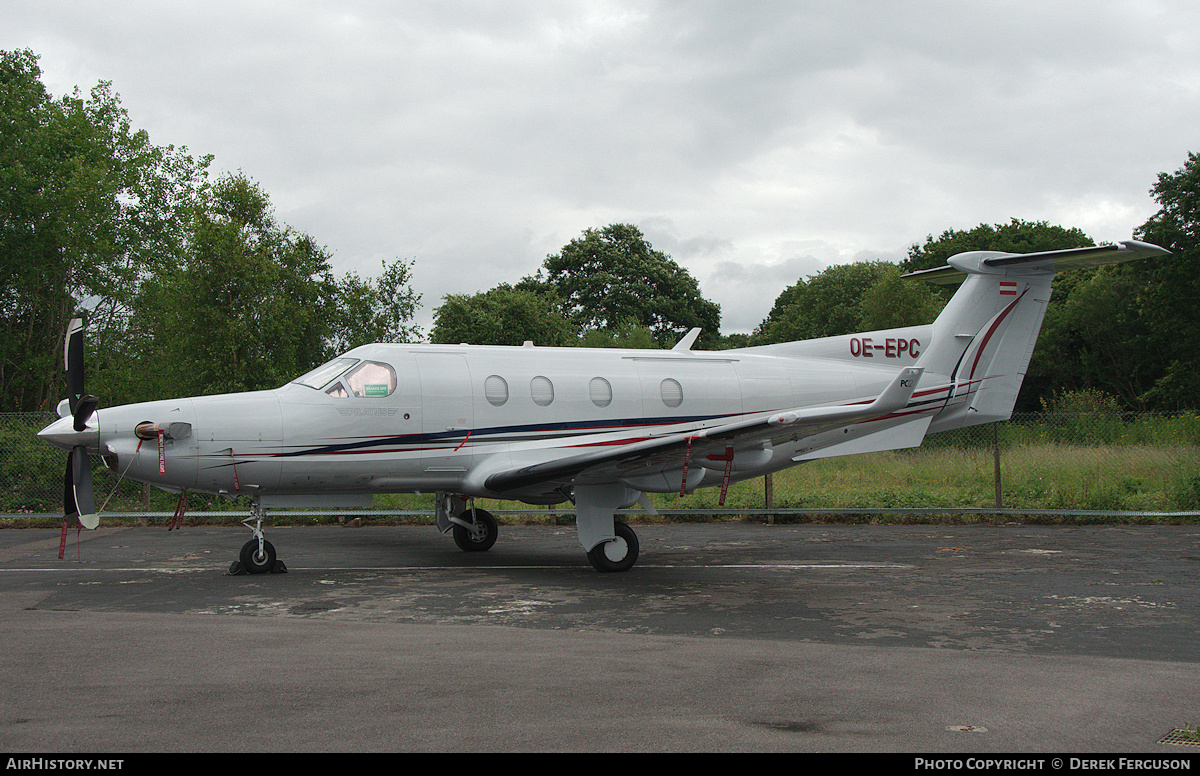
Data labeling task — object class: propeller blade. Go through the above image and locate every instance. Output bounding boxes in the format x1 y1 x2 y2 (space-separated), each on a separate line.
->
73 394 99 432
64 318 85 414
65 446 99 530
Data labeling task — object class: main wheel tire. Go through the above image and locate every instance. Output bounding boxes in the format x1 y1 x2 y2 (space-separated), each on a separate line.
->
239 538 276 574
586 521 639 572
452 508 498 552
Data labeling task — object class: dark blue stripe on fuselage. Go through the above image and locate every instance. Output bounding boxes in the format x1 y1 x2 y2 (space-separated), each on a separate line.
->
273 412 750 457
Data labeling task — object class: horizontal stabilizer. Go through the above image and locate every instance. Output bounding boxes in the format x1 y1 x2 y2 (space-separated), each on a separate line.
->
901 240 1171 284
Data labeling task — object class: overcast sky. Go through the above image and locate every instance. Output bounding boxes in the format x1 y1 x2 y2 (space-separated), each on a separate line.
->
4 1 1198 336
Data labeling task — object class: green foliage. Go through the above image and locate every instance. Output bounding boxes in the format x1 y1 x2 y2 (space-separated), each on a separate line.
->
535 224 722 348
328 257 422 352
431 283 574 346
857 264 947 331
2 50 422 406
713 332 751 350
578 321 658 349
902 218 1093 274
1039 388 1124 414
1026 266 1149 408
655 435 1200 516
0 48 210 410
1130 151 1200 410
752 261 890 344
128 174 338 397
894 216 1192 411
750 260 943 345
1020 151 1200 412
0 414 62 512
1174 475 1200 510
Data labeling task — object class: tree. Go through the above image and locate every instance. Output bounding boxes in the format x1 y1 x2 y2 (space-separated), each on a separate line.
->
328 257 423 353
578 321 658 349
856 265 946 332
1129 151 1200 409
751 261 906 344
533 224 722 349
130 174 339 398
902 218 1094 274
0 48 209 410
1029 266 1154 408
431 284 574 346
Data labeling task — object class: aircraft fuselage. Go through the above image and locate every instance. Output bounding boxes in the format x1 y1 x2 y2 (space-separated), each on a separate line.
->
54 338 926 508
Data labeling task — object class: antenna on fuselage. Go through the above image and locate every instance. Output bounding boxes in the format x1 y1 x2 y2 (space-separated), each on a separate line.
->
672 328 701 352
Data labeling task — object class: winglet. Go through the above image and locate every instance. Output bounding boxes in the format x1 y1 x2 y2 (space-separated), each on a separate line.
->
770 367 923 425
870 366 924 413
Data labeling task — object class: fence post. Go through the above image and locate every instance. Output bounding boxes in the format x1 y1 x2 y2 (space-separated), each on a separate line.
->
764 473 774 525
993 421 1003 513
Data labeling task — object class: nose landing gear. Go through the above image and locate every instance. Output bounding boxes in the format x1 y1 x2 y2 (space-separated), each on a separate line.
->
229 503 286 575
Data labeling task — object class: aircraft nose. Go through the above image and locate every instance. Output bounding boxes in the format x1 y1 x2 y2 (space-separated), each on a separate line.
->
38 414 99 452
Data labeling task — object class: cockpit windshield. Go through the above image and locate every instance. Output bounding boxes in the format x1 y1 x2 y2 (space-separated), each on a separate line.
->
293 357 358 390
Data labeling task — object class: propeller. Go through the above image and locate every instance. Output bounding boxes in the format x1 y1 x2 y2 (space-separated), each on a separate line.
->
62 318 99 530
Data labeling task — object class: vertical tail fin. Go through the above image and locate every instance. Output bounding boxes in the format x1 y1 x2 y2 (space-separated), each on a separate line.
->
905 240 1169 431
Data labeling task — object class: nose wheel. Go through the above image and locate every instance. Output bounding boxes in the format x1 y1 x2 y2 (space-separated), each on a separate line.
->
229 506 286 575
238 538 277 574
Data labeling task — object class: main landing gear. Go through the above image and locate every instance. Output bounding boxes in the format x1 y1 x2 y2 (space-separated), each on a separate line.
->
451 507 498 552
436 495 499 552
437 491 640 571
586 520 639 572
573 483 642 572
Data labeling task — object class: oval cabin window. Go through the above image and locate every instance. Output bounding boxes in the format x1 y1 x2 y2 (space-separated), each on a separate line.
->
531 376 554 407
660 378 683 408
484 375 509 406
589 377 613 407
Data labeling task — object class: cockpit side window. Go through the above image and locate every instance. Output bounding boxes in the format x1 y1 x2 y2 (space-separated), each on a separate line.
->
294 358 358 390
343 360 397 398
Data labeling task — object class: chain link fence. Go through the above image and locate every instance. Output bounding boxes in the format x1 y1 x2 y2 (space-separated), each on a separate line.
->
925 411 1200 450
4 410 1199 517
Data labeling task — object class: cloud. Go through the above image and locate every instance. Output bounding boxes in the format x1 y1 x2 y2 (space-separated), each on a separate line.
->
4 0 1197 337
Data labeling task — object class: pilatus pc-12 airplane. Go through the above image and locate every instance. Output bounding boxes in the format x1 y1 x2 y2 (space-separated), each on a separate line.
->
39 240 1168 573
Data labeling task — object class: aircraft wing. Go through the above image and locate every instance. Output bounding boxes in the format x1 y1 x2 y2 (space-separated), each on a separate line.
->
483 367 924 494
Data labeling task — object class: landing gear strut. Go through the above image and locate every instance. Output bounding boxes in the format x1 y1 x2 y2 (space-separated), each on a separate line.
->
230 501 286 575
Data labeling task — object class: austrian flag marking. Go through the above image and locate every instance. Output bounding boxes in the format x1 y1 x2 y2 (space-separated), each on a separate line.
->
999 281 1017 296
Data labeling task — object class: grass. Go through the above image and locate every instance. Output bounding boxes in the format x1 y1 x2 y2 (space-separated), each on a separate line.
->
367 440 1200 527
3 414 1198 528
648 442 1200 521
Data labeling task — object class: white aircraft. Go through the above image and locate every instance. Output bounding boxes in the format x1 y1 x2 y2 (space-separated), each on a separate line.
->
38 240 1168 573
